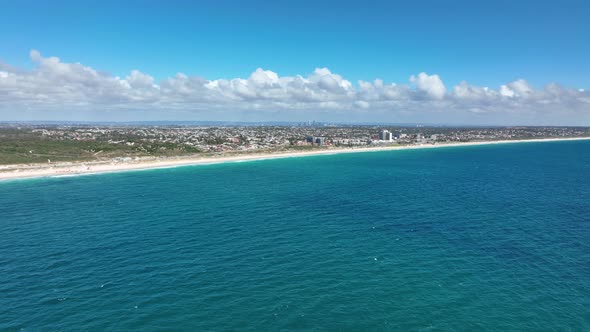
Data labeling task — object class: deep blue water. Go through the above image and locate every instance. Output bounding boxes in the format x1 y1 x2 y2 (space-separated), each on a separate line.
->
1 140 589 331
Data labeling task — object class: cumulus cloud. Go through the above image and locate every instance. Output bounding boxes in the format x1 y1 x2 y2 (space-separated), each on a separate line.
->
453 81 496 100
125 70 157 89
0 50 589 125
410 72 446 99
500 79 533 98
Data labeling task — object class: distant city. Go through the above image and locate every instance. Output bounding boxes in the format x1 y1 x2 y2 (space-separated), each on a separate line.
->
1 123 589 165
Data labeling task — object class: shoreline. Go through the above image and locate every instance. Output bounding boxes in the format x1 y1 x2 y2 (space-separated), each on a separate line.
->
1 137 589 182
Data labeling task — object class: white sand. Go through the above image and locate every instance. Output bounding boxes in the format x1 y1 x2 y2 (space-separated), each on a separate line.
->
1 137 589 181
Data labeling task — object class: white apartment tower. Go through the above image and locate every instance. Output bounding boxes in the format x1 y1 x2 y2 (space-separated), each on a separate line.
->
379 129 393 142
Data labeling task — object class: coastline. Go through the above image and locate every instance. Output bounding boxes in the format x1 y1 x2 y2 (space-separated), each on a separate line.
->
1 137 589 181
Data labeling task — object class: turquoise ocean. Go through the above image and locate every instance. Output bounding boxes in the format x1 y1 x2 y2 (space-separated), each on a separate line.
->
1 140 589 331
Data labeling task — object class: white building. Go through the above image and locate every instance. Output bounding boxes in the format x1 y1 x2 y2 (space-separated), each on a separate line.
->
379 130 393 142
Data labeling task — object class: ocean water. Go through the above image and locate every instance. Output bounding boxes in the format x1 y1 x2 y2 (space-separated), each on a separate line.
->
1 140 589 331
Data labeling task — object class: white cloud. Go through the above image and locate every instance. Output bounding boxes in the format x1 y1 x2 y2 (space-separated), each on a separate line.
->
125 70 157 89
500 79 533 98
0 50 589 125
500 84 516 97
453 81 496 100
354 100 370 109
410 72 446 99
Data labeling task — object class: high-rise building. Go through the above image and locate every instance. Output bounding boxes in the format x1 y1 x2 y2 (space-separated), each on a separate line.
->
379 130 393 141
315 137 326 145
306 136 326 145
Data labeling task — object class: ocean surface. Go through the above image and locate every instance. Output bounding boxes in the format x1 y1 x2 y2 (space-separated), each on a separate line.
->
1 140 589 331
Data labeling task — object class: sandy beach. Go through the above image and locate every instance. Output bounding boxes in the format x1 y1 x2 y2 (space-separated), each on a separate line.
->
1 137 589 181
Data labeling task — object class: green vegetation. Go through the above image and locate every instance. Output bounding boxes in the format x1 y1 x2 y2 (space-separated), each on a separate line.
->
0 128 201 165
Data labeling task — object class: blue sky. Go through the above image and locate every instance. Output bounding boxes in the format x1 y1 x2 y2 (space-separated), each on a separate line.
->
0 0 589 124
2 0 589 88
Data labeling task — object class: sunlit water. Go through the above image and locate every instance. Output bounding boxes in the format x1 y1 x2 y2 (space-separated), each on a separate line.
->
1 140 589 330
